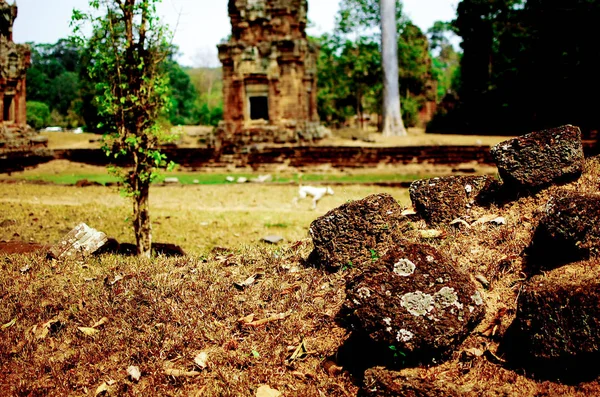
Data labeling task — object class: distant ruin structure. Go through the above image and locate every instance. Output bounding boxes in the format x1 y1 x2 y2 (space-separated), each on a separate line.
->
217 0 327 149
0 0 29 126
0 0 50 172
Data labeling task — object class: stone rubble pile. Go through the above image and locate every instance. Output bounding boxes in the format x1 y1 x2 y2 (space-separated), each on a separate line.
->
307 124 600 394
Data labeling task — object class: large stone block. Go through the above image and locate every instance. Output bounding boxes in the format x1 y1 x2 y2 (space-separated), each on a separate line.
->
530 191 600 267
513 260 600 379
490 125 584 189
409 175 498 225
344 243 485 359
309 193 406 271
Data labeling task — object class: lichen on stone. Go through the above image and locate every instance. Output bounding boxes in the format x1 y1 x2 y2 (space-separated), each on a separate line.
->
397 329 414 342
434 286 463 311
357 287 371 299
400 291 435 316
393 258 416 277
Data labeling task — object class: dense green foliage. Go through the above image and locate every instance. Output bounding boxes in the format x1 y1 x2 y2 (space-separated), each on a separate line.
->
26 43 222 131
316 0 438 129
433 0 600 136
25 101 51 130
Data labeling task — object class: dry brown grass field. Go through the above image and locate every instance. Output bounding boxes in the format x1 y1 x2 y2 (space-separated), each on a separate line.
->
19 130 600 396
0 181 410 254
1 157 600 396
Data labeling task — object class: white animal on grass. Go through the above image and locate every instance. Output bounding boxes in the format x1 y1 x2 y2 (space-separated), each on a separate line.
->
293 185 334 210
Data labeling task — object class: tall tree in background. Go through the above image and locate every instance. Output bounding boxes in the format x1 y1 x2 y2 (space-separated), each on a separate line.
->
72 0 175 257
380 0 406 136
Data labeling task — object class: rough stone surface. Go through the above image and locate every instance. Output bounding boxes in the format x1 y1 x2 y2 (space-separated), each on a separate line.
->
362 367 464 397
216 0 323 148
490 125 584 189
529 191 600 267
344 243 485 359
0 0 30 126
513 260 600 378
48 223 108 259
309 193 407 271
409 175 498 225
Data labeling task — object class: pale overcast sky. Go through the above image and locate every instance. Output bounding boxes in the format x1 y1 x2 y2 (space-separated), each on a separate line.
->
12 0 459 67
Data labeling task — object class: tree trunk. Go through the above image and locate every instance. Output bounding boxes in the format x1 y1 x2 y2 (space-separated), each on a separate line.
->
380 0 407 137
133 178 152 258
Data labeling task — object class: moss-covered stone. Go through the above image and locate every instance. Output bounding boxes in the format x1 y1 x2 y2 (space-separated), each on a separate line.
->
491 125 584 189
344 243 485 360
308 193 407 271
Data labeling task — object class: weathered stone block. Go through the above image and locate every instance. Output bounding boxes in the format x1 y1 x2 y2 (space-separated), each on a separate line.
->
513 260 600 378
409 175 498 225
344 243 485 359
490 125 584 189
530 191 600 267
308 193 406 271
48 223 108 259
363 367 464 397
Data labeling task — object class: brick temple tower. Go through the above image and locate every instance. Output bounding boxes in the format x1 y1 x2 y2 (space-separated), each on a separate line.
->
217 0 326 149
0 0 30 126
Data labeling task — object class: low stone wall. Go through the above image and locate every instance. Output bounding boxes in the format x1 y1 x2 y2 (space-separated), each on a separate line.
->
52 145 496 169
2 140 596 173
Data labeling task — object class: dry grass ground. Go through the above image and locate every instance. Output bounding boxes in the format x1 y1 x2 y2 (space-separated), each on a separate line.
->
6 147 599 396
0 181 410 254
3 158 598 396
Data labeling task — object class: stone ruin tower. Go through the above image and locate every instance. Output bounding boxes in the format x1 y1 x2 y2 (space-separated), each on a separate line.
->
0 0 29 126
216 0 326 150
0 0 49 172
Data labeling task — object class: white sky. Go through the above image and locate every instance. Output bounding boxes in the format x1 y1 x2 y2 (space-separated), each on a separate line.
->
12 0 459 67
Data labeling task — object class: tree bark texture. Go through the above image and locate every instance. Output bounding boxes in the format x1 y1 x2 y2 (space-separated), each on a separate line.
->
380 0 407 137
133 180 152 258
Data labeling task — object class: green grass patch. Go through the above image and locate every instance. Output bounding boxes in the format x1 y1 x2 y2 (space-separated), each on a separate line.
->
15 171 427 186
22 173 120 185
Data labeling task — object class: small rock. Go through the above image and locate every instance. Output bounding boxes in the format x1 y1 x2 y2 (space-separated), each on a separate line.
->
164 177 179 184
261 235 284 244
127 365 141 382
256 385 281 397
237 177 248 183
491 124 584 189
193 179 200 184
48 223 108 259
226 176 235 182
